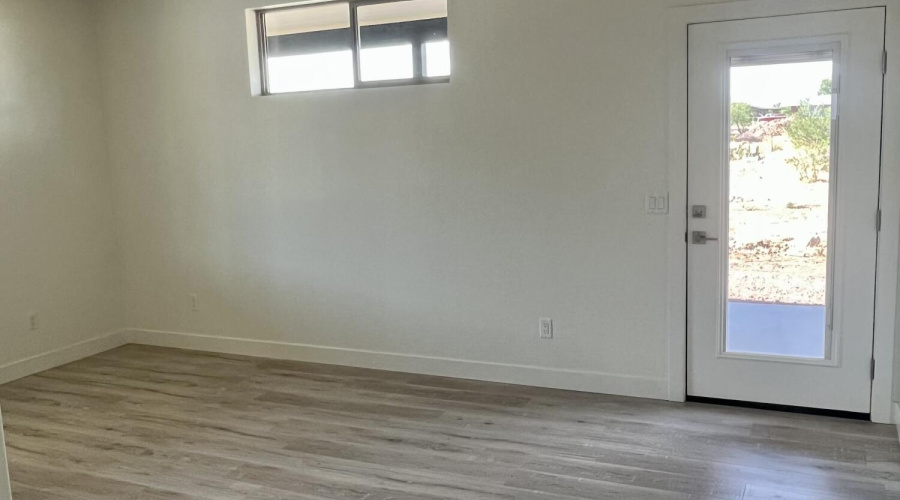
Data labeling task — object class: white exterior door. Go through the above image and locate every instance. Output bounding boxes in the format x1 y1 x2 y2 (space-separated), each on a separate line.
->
687 9 885 413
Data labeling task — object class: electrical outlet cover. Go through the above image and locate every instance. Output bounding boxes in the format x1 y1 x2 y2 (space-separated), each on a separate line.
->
539 318 553 339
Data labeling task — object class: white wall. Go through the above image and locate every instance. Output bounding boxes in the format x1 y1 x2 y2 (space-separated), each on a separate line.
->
0 0 119 491
894 254 900 412
894 281 900 421
96 0 734 397
0 0 121 370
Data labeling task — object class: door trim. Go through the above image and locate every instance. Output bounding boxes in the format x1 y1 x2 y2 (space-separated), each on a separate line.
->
717 38 846 369
666 0 900 423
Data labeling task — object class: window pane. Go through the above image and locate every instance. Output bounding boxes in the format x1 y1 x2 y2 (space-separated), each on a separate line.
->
725 53 835 359
357 0 449 82
360 44 414 82
425 40 450 77
264 3 354 93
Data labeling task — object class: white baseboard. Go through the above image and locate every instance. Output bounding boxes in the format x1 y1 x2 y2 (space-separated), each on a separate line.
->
0 330 129 385
127 329 669 400
0 327 669 400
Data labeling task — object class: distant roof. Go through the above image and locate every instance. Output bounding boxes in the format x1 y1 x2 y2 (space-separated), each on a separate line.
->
748 94 832 109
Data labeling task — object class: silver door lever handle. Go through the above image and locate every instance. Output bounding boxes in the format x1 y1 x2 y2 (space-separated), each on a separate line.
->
692 231 719 244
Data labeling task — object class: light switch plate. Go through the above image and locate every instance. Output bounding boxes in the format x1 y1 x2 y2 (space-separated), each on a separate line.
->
646 194 669 214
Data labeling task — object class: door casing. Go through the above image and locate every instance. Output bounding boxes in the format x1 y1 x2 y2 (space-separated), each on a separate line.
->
0 406 10 500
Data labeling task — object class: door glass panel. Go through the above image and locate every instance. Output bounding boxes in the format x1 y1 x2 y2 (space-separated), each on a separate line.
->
726 51 835 359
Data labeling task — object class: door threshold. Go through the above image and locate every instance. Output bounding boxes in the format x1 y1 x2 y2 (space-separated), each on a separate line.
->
686 396 870 421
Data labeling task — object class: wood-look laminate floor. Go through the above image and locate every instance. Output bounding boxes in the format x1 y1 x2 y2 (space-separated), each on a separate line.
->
1 346 899 500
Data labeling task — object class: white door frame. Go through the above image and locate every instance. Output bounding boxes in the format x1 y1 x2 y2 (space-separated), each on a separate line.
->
666 0 900 423
0 406 10 500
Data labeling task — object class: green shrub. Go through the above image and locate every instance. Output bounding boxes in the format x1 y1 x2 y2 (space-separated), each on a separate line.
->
786 100 831 183
730 102 753 135
730 142 750 161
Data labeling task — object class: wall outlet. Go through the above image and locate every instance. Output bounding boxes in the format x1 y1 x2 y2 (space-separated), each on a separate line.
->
190 294 199 312
28 312 39 331
539 318 553 339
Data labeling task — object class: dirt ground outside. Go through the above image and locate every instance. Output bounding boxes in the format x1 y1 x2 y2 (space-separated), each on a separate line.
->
728 119 830 307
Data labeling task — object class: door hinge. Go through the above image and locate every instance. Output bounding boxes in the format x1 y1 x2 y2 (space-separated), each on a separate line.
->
877 209 883 232
871 358 876 380
884 50 889 76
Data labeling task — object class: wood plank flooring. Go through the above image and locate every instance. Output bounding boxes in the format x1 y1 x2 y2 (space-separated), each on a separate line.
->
1 345 899 499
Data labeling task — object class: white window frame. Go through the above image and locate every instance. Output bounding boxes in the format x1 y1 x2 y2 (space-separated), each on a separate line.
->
247 0 450 96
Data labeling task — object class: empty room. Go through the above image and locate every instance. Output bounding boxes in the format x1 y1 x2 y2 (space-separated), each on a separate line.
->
3 0 900 498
